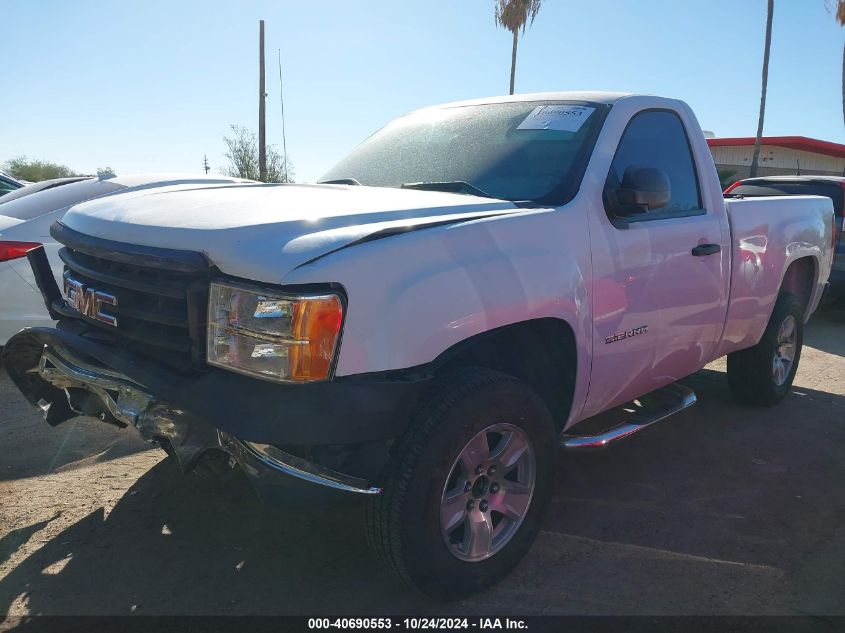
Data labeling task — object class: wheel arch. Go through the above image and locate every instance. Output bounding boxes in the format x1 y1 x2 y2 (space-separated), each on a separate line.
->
780 255 818 318
430 317 577 431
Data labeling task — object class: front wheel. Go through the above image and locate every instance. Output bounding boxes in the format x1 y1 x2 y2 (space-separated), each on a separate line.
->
727 292 804 406
366 368 556 599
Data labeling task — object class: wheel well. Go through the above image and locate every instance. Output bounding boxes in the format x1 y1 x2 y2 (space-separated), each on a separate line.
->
781 257 816 315
433 318 577 430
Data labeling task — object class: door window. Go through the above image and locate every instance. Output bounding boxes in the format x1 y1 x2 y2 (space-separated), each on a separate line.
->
604 110 702 220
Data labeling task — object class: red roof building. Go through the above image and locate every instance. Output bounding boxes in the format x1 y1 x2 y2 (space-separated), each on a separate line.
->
707 136 845 179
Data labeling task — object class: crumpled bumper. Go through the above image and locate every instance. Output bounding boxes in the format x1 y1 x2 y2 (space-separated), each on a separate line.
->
2 324 429 446
0 327 416 501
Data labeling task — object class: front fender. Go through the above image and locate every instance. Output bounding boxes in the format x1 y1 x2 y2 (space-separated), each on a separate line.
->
282 204 594 426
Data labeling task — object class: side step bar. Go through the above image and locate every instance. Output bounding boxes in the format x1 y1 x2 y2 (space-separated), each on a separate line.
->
561 383 697 450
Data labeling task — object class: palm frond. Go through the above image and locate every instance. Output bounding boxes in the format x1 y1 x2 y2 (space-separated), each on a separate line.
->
826 0 845 25
494 0 542 34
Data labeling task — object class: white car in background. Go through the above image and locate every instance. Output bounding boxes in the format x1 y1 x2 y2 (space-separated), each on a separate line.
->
0 173 251 345
0 171 25 196
0 176 92 203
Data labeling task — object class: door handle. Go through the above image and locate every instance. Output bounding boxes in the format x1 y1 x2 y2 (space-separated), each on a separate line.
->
691 243 721 257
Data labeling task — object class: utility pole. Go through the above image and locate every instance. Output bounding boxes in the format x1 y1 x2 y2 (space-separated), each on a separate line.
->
203 155 210 174
278 48 289 183
258 19 267 182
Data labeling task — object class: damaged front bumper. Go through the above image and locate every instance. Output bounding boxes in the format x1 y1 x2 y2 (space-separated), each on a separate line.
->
2 331 384 501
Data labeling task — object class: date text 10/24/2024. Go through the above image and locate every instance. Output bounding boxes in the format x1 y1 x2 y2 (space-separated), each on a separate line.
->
307 618 528 630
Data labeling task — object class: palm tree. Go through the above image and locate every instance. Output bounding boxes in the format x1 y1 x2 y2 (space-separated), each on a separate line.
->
750 0 774 178
495 0 542 95
828 1 845 127
840 2 845 128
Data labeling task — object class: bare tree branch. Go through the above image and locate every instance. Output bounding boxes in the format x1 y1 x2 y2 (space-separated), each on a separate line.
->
222 125 294 183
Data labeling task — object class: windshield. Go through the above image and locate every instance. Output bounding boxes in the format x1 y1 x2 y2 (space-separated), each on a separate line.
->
320 101 606 203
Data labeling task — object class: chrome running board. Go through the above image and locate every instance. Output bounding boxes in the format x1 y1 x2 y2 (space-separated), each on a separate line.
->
561 383 697 450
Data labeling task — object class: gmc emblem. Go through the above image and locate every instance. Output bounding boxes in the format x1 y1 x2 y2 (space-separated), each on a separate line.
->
63 276 119 327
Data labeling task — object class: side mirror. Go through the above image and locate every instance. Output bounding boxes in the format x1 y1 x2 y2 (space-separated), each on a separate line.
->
614 166 671 216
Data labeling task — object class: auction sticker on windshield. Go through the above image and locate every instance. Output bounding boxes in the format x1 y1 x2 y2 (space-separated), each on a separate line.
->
517 105 595 132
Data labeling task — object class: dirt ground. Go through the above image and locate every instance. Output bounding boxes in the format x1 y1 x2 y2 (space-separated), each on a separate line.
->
1 307 844 619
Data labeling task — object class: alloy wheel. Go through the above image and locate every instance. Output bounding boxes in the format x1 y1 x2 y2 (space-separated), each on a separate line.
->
439 423 536 562
772 314 797 386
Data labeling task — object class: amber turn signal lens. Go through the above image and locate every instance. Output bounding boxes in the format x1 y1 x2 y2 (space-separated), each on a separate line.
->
289 295 344 381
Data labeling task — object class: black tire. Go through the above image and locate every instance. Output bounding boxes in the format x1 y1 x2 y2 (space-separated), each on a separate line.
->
727 292 804 406
365 367 556 600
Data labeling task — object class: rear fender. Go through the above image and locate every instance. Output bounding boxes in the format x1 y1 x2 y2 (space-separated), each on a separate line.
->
716 195 831 357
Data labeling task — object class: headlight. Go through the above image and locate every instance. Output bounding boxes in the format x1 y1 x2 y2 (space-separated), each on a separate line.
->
207 281 344 383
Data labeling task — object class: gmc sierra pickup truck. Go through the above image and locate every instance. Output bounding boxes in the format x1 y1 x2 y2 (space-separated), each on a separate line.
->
2 92 834 598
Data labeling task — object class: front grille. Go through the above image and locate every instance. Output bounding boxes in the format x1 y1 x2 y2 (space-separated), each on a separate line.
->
54 225 210 371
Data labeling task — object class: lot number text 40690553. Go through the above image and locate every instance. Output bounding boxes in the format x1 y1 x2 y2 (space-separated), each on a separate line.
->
307 617 528 630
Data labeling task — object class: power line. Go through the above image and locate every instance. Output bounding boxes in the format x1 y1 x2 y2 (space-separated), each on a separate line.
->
258 20 267 182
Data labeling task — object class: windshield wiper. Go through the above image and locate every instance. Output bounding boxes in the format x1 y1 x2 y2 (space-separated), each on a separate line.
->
400 181 495 199
319 178 362 186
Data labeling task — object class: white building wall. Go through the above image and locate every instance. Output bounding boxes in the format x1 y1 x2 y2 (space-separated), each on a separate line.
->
710 145 845 176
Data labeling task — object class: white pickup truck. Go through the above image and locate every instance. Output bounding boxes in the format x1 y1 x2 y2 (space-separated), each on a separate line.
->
2 92 834 598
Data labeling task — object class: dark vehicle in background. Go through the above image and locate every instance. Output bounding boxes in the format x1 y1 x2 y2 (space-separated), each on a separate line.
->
0 171 24 196
725 176 845 299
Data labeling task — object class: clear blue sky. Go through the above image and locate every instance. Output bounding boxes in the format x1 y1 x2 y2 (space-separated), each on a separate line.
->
1 0 842 183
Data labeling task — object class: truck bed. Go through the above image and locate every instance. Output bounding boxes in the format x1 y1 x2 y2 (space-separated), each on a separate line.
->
716 195 834 358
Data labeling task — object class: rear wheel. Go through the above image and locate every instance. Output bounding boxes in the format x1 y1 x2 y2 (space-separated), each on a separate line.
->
366 368 556 599
727 292 804 406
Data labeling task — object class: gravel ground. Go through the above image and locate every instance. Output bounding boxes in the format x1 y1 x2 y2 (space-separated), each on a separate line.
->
0 306 843 619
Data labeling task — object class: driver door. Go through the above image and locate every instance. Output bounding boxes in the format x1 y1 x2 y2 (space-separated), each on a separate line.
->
582 109 728 419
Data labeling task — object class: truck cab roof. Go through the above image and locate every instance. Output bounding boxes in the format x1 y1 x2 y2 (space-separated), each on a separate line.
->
411 91 636 113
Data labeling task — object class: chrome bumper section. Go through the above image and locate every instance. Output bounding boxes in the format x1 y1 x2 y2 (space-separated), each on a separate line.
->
31 345 380 496
220 434 382 495
38 347 152 426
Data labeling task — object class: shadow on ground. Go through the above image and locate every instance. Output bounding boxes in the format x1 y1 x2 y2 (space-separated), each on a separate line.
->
0 382 152 482
1 366 844 616
0 459 431 615
804 303 845 358
0 516 59 569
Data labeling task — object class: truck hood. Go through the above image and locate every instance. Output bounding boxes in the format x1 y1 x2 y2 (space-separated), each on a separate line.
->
61 182 520 283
